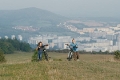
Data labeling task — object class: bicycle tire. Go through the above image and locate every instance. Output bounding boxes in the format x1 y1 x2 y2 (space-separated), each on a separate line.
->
68 52 72 61
44 52 49 61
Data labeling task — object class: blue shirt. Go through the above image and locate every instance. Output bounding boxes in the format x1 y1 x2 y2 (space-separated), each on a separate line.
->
70 42 78 52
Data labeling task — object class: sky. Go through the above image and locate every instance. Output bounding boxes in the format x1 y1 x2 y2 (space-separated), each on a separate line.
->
0 0 120 17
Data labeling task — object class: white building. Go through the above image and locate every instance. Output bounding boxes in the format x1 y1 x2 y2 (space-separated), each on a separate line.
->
108 46 118 52
109 24 120 30
76 37 91 41
11 35 15 40
82 42 110 47
18 35 22 41
97 28 113 32
83 28 95 32
89 31 106 38
28 37 43 44
106 34 116 40
5 36 8 39
84 47 92 52
117 36 120 50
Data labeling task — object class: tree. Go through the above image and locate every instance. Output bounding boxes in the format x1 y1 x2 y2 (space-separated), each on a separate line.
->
0 42 15 54
114 50 120 60
20 42 32 52
0 38 32 54
0 48 6 63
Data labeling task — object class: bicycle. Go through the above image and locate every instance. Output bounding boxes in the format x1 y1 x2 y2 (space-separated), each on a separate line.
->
42 44 49 61
65 44 74 61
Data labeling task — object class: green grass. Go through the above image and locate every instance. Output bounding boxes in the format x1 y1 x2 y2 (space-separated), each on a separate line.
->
0 51 120 80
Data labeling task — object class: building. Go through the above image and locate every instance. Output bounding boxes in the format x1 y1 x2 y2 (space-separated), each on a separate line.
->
5 36 8 39
18 35 22 41
89 31 106 38
11 35 15 40
83 28 95 33
108 46 118 52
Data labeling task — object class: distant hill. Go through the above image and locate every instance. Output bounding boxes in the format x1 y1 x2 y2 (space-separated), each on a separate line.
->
0 7 80 38
0 7 67 27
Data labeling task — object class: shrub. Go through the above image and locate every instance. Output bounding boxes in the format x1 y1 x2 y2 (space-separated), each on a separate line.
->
114 51 120 60
31 50 38 62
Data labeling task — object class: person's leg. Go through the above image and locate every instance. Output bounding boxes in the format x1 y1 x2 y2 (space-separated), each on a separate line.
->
39 51 43 60
73 52 77 61
76 52 79 59
38 51 41 60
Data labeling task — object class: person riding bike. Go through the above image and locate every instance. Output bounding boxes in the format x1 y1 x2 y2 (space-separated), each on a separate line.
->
69 38 79 61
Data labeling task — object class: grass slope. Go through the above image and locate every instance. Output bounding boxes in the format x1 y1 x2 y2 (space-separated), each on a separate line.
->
0 52 120 80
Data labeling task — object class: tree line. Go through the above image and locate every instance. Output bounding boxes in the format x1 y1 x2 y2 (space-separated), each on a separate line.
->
47 49 114 54
0 38 32 54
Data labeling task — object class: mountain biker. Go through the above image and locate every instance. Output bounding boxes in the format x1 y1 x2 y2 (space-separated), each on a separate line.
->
70 38 79 61
36 41 48 61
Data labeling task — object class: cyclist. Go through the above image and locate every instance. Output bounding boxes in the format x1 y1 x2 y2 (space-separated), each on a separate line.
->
70 38 79 61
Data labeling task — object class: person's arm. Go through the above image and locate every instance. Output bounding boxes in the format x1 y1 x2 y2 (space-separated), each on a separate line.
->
73 44 78 48
36 46 38 50
41 44 48 48
75 44 78 48
70 43 73 49
44 44 48 46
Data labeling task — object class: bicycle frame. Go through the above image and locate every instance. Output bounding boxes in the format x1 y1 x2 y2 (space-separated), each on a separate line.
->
42 45 49 61
66 44 74 61
43 49 49 61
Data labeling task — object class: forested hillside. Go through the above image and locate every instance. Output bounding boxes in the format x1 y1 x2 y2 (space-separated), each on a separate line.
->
0 38 32 54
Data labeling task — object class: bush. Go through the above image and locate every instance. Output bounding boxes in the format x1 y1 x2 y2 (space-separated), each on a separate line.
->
0 49 6 63
114 51 120 60
31 50 38 62
31 50 47 62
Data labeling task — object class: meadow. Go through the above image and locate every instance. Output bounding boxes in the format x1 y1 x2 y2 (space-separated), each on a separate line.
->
0 51 120 80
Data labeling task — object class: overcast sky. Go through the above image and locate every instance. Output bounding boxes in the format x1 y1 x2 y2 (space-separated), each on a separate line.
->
0 0 120 17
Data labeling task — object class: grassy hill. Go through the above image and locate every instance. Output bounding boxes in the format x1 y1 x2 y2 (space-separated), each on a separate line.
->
0 52 120 80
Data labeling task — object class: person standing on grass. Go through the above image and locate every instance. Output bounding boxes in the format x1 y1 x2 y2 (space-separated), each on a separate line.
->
70 38 80 61
36 41 44 61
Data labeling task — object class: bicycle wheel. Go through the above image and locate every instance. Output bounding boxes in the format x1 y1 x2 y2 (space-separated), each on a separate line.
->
68 52 72 61
44 52 49 61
